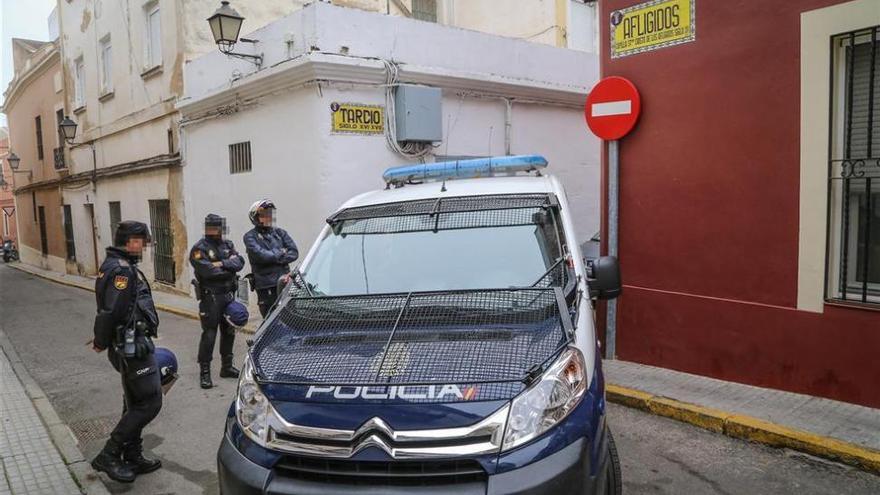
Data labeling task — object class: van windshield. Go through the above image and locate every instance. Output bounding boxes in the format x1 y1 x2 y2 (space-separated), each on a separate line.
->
302 209 563 296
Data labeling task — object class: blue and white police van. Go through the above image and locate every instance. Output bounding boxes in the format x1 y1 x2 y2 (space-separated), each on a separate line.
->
218 155 623 494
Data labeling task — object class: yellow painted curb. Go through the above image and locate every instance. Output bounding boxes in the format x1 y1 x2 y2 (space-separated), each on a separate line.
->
605 384 652 411
647 396 729 434
606 383 880 475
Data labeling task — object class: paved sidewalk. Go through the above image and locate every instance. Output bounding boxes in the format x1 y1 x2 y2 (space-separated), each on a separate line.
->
8 263 258 332
0 339 82 494
605 359 880 469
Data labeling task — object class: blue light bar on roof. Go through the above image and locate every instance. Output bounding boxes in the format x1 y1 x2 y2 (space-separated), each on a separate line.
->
383 155 548 186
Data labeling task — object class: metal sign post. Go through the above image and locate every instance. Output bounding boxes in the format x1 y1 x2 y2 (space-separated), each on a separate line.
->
606 139 619 358
584 76 641 360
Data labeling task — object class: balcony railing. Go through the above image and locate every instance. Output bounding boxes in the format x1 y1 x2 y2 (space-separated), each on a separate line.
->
53 147 66 170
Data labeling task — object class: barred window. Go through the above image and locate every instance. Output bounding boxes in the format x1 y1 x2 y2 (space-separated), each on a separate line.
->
827 27 880 305
63 205 76 261
412 0 437 22
229 141 252 174
108 201 121 239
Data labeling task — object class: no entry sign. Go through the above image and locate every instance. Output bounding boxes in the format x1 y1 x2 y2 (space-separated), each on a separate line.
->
585 76 641 140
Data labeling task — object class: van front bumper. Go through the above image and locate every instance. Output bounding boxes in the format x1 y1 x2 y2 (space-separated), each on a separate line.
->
218 430 608 495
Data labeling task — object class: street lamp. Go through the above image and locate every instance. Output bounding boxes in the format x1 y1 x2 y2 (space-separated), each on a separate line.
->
59 116 78 144
207 1 262 67
7 152 20 171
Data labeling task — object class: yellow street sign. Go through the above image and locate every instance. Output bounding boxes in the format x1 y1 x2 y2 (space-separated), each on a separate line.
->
610 0 695 59
331 102 384 134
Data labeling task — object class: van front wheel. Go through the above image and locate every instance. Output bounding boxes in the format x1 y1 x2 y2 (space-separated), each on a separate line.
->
605 428 622 495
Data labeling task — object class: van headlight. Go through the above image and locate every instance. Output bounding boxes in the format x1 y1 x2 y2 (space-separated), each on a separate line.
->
236 356 270 445
502 347 587 451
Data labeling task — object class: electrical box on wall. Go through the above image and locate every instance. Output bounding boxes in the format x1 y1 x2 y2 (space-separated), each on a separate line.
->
394 85 442 142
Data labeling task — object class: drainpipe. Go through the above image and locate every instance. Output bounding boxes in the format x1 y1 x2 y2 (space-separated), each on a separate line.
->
504 98 513 156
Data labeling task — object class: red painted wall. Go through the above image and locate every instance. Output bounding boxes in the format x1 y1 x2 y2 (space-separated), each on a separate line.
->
600 0 880 407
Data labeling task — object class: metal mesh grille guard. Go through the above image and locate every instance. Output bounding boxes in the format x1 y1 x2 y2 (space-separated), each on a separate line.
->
251 288 572 387
326 194 556 235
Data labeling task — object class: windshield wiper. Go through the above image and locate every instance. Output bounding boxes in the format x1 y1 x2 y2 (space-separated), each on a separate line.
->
291 268 317 297
529 257 564 287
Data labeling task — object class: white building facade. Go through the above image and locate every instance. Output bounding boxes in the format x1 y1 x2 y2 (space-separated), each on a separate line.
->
178 2 599 296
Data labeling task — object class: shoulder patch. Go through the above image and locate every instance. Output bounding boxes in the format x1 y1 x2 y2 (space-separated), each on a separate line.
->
114 275 129 290
192 250 202 260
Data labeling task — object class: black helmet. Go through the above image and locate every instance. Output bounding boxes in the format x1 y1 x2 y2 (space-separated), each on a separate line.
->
205 213 225 228
114 221 151 247
249 199 276 226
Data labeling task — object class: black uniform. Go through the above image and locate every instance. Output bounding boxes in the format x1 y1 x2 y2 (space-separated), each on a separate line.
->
190 236 245 365
93 246 162 462
243 226 298 316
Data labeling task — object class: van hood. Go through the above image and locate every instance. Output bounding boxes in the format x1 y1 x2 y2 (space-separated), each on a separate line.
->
250 288 571 407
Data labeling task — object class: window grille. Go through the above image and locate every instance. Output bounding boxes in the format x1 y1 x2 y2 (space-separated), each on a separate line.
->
149 199 175 283
108 201 121 239
37 206 47 255
827 26 880 305
229 141 252 174
63 205 75 261
35 116 43 160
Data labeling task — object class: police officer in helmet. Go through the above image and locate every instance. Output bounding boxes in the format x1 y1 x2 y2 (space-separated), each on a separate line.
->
190 214 245 389
244 199 299 317
91 221 163 483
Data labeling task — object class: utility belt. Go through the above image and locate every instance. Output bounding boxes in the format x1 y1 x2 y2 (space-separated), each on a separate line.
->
114 321 155 360
192 278 237 300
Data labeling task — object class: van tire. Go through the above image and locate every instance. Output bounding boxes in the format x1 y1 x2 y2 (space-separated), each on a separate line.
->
605 427 623 495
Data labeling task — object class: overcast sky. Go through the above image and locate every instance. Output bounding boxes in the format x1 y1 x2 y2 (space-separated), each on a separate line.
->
0 0 57 125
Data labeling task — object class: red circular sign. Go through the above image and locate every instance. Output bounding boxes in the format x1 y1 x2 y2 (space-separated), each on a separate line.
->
584 76 641 140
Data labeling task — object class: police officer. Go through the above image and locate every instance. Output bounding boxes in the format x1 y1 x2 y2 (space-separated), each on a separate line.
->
91 221 162 483
244 199 299 317
190 214 244 389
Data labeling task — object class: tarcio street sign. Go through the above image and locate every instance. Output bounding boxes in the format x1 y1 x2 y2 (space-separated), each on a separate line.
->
585 76 641 141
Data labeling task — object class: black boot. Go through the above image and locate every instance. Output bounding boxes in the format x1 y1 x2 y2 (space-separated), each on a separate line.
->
200 362 213 389
91 438 136 483
123 439 162 474
219 355 240 378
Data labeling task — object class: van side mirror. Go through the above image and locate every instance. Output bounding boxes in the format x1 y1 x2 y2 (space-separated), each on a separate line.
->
587 256 621 300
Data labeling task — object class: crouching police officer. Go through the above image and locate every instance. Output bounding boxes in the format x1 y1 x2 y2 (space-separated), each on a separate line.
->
244 199 299 317
91 221 162 483
190 214 244 389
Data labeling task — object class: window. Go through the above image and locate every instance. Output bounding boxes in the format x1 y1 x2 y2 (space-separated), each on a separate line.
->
108 201 121 239
55 109 64 146
229 141 252 174
63 205 76 261
74 57 85 108
827 26 880 305
35 116 43 160
149 199 175 284
412 0 437 22
145 3 162 69
54 109 65 169
37 206 47 255
31 191 36 222
99 36 112 93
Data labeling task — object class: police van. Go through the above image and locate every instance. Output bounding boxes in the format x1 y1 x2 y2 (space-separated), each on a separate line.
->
218 155 623 494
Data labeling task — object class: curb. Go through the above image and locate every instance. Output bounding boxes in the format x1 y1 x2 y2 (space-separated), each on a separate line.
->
8 263 259 333
605 384 880 475
0 328 111 495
